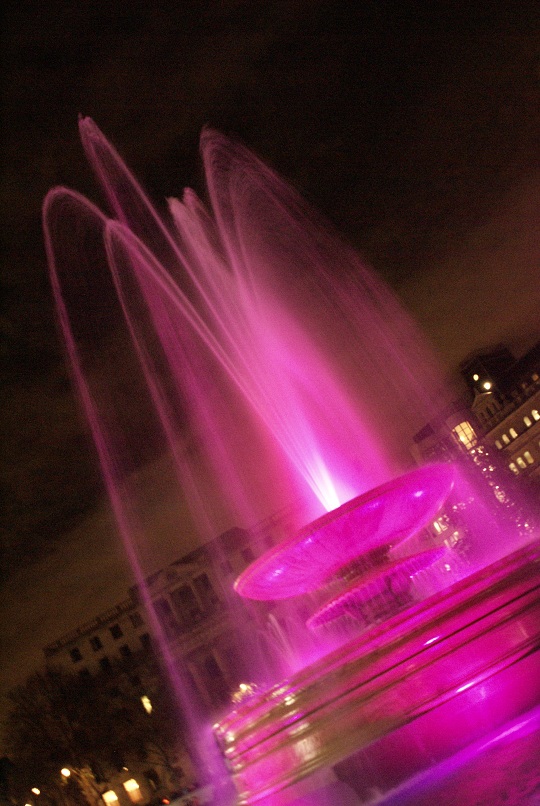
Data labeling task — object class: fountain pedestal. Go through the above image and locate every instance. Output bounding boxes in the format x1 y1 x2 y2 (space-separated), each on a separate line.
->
217 542 540 804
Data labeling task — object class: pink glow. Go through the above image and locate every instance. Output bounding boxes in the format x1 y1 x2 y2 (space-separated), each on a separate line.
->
43 119 539 805
73 117 412 520
307 545 446 630
234 464 454 600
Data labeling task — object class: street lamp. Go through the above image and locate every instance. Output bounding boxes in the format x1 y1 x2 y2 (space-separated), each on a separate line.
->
60 768 71 778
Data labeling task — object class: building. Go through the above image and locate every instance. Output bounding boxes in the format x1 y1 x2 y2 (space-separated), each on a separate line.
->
43 509 292 698
460 341 540 486
40 508 298 802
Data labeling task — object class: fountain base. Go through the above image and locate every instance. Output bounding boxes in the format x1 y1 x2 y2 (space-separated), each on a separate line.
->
215 541 540 804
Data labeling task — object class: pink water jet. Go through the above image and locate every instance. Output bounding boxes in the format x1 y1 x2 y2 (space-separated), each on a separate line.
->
43 119 539 805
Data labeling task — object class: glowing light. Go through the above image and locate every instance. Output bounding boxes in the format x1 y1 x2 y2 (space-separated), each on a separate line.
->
452 421 477 450
141 695 152 714
424 635 440 646
123 780 142 803
483 381 492 390
456 679 476 694
31 789 40 796
60 769 70 778
102 792 119 805
473 373 479 381
231 682 258 704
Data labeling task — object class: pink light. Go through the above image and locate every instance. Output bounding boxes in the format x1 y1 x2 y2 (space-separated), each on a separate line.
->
234 463 455 600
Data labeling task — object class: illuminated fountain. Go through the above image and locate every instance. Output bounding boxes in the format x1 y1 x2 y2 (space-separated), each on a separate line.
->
43 120 540 805
220 468 539 804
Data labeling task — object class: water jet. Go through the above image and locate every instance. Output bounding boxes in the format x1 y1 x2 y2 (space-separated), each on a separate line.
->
43 120 540 805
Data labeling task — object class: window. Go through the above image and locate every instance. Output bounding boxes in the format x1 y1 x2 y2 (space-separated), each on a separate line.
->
130 612 144 628
144 769 160 790
154 598 178 637
202 655 229 705
170 585 202 628
193 573 219 609
524 451 534 465
102 792 119 805
509 462 519 475
495 440 502 449
119 644 132 659
90 636 103 652
123 780 142 803
110 624 123 640
502 433 510 444
70 647 83 663
509 427 518 439
517 457 527 470
433 515 448 535
99 656 112 672
532 409 540 421
524 416 532 427
452 421 477 450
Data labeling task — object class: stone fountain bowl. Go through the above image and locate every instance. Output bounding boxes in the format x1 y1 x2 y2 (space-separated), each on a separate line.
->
234 463 455 600
217 542 540 805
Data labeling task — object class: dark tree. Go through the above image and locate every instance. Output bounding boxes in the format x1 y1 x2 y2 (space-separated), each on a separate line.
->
3 665 185 806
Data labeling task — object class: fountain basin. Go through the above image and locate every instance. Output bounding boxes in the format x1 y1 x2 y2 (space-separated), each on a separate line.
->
234 464 455 600
215 541 540 804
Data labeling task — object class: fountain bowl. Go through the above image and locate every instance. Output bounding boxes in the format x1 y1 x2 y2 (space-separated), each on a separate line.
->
234 464 455 600
216 541 540 804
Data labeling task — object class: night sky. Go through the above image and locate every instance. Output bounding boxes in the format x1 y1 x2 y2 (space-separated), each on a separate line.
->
1 0 540 735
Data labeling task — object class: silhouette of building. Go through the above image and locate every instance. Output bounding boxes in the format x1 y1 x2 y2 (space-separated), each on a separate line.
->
42 511 293 705
412 341 540 489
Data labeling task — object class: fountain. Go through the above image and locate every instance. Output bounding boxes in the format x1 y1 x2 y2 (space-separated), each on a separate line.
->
43 120 540 805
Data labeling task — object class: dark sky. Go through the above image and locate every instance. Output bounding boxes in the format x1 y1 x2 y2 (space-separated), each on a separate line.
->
1 0 540 722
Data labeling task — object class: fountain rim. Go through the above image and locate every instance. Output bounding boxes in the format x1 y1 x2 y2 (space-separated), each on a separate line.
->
234 462 455 600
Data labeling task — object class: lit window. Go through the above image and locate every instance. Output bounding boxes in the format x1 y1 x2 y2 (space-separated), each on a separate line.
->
432 516 449 534
517 457 527 469
509 462 519 475
102 792 119 805
524 416 532 427
509 427 518 439
524 451 534 465
495 440 502 449
141 695 152 714
532 373 539 382
123 780 142 803
532 409 540 421
502 433 510 444
452 421 477 450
